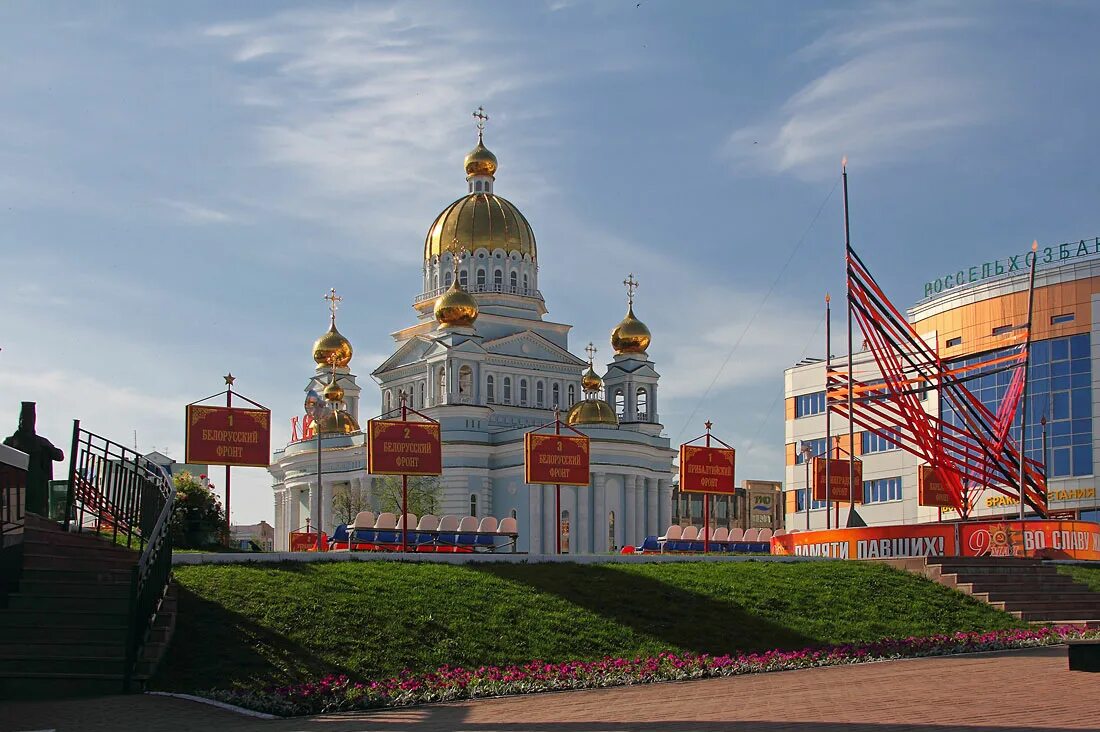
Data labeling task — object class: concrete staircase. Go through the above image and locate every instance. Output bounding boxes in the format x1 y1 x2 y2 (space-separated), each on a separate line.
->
880 556 1100 626
0 514 176 698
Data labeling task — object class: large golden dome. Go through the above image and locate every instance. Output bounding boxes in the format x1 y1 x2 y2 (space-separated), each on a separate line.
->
313 321 353 368
316 409 360 435
464 136 498 178
611 305 652 354
433 279 479 327
323 377 345 403
424 193 536 261
566 399 619 426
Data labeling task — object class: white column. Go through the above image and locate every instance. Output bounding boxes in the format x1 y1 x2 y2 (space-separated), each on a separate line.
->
529 480 542 553
593 473 606 553
543 484 555 554
658 479 672 533
321 480 335 534
623 475 636 549
634 475 645 543
646 477 658 537
576 483 590 554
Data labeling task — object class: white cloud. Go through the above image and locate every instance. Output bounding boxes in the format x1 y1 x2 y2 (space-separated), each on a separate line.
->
160 198 238 224
726 6 987 179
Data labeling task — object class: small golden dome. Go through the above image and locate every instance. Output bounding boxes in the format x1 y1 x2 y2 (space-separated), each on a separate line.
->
566 399 619 426
611 305 652 354
464 136 498 178
317 409 360 435
323 378 344 403
581 365 602 393
425 193 536 261
313 321 353 368
433 279 479 327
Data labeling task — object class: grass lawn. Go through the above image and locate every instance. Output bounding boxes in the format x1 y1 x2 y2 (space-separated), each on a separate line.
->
155 559 1022 693
1057 563 1100 591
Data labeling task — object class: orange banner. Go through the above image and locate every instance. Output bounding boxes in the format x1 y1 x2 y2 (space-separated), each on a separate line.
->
918 465 955 508
525 433 590 487
185 405 271 468
367 419 442 476
771 520 1100 561
679 445 736 495
812 457 863 503
289 531 327 552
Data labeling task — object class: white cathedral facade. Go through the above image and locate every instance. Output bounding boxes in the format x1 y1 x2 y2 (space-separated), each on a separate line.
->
269 118 676 553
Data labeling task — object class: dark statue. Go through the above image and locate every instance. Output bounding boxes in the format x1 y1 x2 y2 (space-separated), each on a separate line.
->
4 402 64 516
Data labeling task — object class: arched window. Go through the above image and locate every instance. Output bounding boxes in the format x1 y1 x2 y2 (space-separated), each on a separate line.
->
477 268 486 288
519 378 528 405
523 273 529 292
486 374 495 404
509 271 518 292
470 494 478 517
510 508 517 520
608 511 616 552
433 271 439 290
503 376 512 404
445 271 453 287
384 390 392 411
636 387 648 421
493 269 503 290
459 365 473 400
459 269 468 287
614 389 625 418
418 381 425 408
552 383 560 408
568 384 576 406
438 368 447 403
536 381 544 407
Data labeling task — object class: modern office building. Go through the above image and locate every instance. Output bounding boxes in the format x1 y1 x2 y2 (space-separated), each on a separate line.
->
784 239 1100 528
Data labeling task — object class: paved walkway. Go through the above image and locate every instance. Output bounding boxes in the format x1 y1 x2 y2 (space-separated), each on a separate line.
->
2 646 1096 732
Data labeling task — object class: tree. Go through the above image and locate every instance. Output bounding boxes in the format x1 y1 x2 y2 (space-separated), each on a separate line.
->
373 475 442 516
331 482 371 525
170 471 228 548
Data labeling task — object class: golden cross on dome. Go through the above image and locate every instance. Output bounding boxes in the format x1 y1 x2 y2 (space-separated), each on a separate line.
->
472 106 489 134
585 342 597 364
623 273 639 306
324 288 342 322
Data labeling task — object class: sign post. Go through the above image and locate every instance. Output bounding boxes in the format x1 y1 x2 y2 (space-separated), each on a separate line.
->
678 421 736 554
367 393 442 552
524 410 590 554
185 376 271 538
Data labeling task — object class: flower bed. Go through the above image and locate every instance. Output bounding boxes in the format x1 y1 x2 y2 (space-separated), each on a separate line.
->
207 626 1096 717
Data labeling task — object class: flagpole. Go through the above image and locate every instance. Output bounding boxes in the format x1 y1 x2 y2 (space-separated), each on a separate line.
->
843 158 855 528
825 293 832 529
1019 241 1039 521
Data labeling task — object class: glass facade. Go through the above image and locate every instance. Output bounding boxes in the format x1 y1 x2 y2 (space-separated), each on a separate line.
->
795 491 827 511
795 437 828 464
795 391 826 417
862 429 898 454
863 476 903 504
940 333 1092 479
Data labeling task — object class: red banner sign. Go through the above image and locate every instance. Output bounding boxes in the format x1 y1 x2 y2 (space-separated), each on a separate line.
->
185 405 271 468
918 465 955 508
367 419 442 476
525 433 590 486
771 520 1100 561
289 531 327 552
678 445 736 494
812 457 863 503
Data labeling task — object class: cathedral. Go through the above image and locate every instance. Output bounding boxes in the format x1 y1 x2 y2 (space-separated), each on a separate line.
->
269 112 676 553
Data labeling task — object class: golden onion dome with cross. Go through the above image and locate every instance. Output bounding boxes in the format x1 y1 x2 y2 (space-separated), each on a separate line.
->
313 288 353 368
610 273 651 354
424 108 536 262
433 277 479 327
566 398 619 426
581 365 602 393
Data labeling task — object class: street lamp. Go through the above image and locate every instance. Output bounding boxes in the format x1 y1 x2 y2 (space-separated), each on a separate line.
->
801 442 813 531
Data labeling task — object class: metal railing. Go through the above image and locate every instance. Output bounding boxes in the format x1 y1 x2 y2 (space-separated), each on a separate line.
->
1 461 26 536
414 283 544 303
65 420 174 690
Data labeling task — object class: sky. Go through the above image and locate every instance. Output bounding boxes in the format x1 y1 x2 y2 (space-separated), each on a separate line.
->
2 1 1099 525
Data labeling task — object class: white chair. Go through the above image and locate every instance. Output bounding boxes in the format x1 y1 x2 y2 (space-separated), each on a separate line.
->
661 525 683 541
742 528 760 542
477 516 498 533
727 527 744 542
416 515 440 531
496 517 518 535
773 529 787 537
374 512 397 529
395 512 418 530
437 515 460 532
457 516 479 532
681 526 698 541
757 528 774 541
352 511 375 529
712 527 729 542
